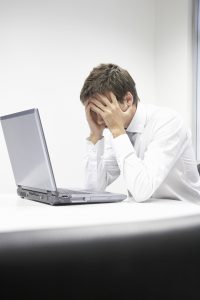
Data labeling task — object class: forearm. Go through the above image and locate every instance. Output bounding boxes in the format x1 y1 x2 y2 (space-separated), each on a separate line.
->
112 134 160 202
84 157 120 191
84 136 120 190
112 122 188 202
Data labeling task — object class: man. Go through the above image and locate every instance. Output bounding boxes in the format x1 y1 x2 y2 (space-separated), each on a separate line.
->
80 63 200 203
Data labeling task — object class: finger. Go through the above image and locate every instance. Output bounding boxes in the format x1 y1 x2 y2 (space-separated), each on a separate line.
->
96 93 111 107
123 103 133 116
86 103 96 119
85 102 92 114
85 103 92 113
90 99 106 112
84 98 90 107
86 105 101 127
109 92 118 104
89 103 105 117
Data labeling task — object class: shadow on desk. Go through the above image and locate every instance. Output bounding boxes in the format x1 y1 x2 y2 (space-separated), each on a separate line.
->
0 215 200 300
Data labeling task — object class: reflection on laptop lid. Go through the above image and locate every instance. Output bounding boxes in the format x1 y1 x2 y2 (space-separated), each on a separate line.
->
0 109 127 205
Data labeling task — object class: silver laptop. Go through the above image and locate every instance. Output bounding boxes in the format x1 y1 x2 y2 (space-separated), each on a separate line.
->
0 109 127 205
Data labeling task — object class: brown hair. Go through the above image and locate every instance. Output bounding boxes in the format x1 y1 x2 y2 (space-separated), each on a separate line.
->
80 63 140 105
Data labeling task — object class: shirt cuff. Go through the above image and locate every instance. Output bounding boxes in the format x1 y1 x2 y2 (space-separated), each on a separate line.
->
112 133 135 170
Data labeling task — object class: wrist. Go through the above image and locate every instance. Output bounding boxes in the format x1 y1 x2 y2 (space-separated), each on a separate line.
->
87 133 104 145
111 128 126 138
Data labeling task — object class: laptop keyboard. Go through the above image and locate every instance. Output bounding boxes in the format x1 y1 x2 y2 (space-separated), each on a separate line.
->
58 188 90 194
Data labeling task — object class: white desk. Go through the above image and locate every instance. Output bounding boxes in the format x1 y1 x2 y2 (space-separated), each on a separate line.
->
1 194 200 232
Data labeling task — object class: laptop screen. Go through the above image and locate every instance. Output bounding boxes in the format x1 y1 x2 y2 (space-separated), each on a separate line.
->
0 109 57 192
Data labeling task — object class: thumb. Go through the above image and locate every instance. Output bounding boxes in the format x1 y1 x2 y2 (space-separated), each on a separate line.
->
123 104 133 116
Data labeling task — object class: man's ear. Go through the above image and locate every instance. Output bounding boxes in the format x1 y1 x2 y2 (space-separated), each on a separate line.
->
123 92 134 107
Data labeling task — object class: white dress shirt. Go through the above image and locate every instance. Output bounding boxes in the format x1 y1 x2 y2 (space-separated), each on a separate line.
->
84 102 200 203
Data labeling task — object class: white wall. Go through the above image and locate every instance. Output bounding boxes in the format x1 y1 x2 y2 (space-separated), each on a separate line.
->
0 0 195 194
155 0 193 133
0 0 156 194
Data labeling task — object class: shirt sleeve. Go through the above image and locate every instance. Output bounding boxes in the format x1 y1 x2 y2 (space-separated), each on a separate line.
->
112 113 189 202
83 132 120 191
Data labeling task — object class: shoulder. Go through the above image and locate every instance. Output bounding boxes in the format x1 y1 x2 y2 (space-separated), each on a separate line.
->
146 104 185 130
144 104 191 142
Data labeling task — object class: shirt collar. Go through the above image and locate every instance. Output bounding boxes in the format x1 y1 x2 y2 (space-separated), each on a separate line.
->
126 102 147 133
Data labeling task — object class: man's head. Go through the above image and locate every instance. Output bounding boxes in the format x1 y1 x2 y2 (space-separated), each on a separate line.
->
80 63 139 107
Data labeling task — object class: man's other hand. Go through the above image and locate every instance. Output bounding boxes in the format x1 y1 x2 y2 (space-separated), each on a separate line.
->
89 93 127 138
85 101 105 144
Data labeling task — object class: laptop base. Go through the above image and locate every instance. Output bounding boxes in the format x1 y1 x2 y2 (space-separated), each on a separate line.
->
17 186 126 205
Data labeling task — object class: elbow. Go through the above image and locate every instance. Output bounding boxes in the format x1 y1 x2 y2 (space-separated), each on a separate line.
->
125 166 157 202
133 194 152 203
128 183 154 203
